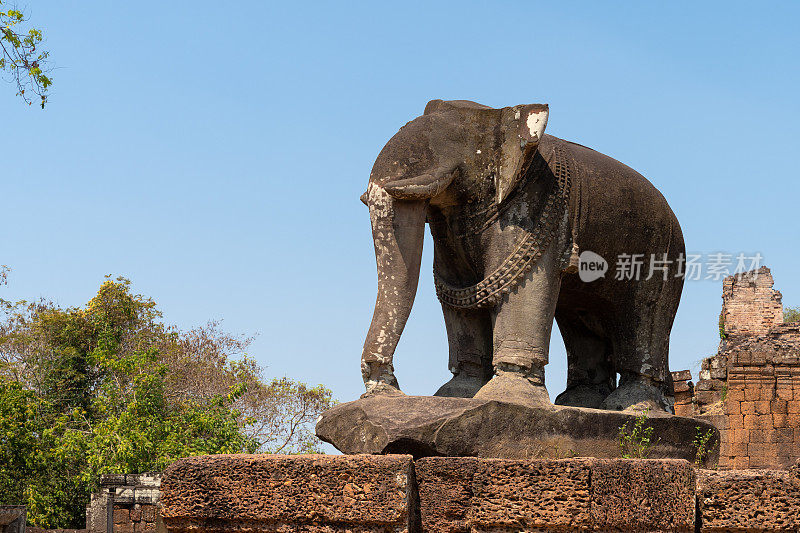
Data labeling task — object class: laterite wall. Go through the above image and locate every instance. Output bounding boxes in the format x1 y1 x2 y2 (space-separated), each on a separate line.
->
673 267 800 470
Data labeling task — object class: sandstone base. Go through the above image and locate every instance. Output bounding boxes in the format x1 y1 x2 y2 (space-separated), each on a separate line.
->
315 395 720 467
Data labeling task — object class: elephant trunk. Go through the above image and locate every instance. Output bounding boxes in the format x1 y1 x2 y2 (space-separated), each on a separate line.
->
361 184 427 391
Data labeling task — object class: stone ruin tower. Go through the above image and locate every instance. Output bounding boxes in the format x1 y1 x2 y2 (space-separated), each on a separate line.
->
720 266 784 337
673 266 800 469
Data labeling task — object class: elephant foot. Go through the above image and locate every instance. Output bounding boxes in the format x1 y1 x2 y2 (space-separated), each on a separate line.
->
599 376 670 413
434 373 486 398
361 380 404 399
474 364 551 408
554 384 611 409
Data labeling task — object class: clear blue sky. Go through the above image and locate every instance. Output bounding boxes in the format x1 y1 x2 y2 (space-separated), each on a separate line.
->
3 2 799 412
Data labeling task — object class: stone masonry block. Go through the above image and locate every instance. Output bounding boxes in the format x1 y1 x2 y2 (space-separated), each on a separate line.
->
114 486 135 504
726 399 741 415
672 370 692 382
416 457 695 532
673 380 691 393
415 457 593 532
744 387 762 401
127 473 161 488
161 454 418 533
141 505 157 523
100 474 126 487
113 508 129 524
726 388 745 402
0 506 27 533
414 457 475 533
698 469 800 531
133 488 159 505
754 400 771 414
471 459 593 531
590 459 695 532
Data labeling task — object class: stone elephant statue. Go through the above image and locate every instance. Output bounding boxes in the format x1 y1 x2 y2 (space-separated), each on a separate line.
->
359 100 684 412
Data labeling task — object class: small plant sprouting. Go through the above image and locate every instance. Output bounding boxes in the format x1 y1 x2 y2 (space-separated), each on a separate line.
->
693 426 715 466
618 409 658 459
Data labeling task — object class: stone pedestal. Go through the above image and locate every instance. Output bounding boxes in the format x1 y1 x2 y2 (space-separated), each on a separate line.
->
316 395 720 467
159 455 800 532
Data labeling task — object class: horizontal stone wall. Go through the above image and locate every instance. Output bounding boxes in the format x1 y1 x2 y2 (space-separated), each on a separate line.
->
160 454 800 533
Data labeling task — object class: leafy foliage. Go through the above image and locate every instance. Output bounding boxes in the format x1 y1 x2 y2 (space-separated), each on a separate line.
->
0 2 51 107
618 409 658 459
692 426 715 466
785 306 800 324
0 275 334 528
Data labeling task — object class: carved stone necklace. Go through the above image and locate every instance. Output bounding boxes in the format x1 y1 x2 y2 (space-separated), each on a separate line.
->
433 140 572 309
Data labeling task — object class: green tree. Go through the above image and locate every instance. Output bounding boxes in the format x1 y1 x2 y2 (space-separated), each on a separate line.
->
1 2 52 107
785 306 800 323
0 276 334 528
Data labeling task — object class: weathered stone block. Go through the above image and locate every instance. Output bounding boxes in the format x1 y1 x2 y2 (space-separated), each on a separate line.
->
127 473 161 488
471 459 593 531
673 401 693 417
141 505 157 523
744 387 761 401
115 485 135 504
672 369 692 382
698 469 800 531
590 459 695 532
100 474 126 486
415 457 694 532
726 388 745 402
114 508 130 524
161 454 418 533
133 488 159 505
695 390 720 405
673 380 691 393
0 506 26 533
414 457 474 533
709 368 726 380
740 401 755 414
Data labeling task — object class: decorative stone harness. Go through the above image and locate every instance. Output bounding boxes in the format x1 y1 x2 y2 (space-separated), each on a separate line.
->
433 141 572 309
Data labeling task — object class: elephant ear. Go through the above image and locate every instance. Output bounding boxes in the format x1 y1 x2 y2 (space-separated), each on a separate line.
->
496 103 549 204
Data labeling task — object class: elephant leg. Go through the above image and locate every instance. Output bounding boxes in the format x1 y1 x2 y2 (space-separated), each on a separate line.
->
434 306 493 398
554 309 616 408
474 236 563 408
600 280 682 412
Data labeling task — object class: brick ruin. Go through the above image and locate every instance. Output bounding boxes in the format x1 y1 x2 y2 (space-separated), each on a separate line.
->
673 266 800 470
